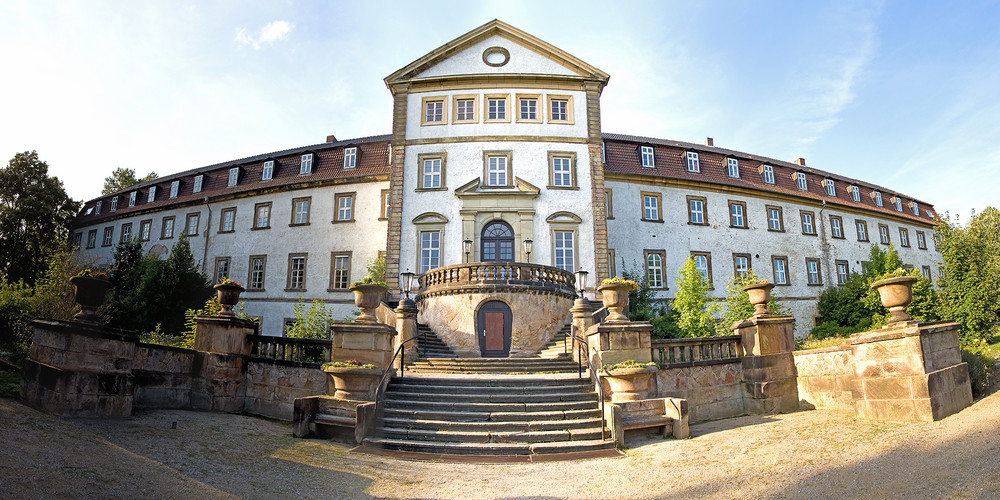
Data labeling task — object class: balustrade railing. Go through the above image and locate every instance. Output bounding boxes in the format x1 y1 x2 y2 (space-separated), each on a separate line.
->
650 335 742 368
249 335 331 365
418 262 576 296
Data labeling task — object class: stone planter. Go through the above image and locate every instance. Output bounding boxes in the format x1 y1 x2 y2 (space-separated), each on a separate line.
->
598 283 632 322
871 276 918 324
350 283 388 323
70 276 112 324
601 364 658 402
324 366 383 401
743 282 775 317
213 283 245 317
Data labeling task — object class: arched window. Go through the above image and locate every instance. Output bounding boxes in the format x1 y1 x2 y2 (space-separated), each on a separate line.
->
481 221 514 262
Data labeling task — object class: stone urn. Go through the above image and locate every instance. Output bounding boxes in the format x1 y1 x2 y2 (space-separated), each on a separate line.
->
743 282 775 317
324 365 383 401
601 364 658 402
871 276 918 324
350 283 388 323
214 283 245 317
70 276 112 324
598 283 632 322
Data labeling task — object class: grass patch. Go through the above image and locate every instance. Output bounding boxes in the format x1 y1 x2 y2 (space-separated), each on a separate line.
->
0 370 20 398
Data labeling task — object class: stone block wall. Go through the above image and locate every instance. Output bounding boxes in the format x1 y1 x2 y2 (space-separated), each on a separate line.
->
793 344 855 410
244 360 329 420
133 343 196 409
655 362 744 423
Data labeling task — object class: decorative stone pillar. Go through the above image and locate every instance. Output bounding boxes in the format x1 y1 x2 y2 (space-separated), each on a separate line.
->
733 314 799 413
394 299 418 368
190 316 256 413
570 298 596 362
587 321 655 401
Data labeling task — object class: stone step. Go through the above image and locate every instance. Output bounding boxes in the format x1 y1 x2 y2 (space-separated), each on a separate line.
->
382 407 602 422
381 416 605 433
388 379 592 391
383 399 598 413
385 391 596 404
379 427 606 444
363 437 615 456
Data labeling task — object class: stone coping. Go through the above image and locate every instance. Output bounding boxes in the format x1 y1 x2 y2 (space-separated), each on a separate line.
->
792 343 852 356
849 320 960 345
329 321 397 335
417 282 575 300
731 315 795 329
194 316 258 329
30 319 139 342
136 341 196 354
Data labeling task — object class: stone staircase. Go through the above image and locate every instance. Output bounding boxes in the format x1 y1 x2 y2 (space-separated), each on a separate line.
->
536 324 573 359
364 373 614 456
407 356 580 374
415 323 456 358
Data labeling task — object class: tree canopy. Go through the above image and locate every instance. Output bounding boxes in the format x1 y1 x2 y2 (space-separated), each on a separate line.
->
102 167 158 195
0 151 80 285
936 208 1000 344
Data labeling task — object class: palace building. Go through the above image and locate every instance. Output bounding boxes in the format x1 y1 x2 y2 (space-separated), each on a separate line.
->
70 20 940 344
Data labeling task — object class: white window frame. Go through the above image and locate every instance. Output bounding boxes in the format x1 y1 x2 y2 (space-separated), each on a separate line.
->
645 251 665 289
330 253 351 290
193 175 203 193
161 217 174 239
292 198 310 225
806 259 822 285
825 179 836 197
911 202 920 216
228 168 240 187
147 186 156 203
110 196 118 212
830 216 844 238
727 157 740 178
686 151 700 173
422 158 442 189
894 197 903 212
486 155 508 187
642 192 661 222
801 211 815 235
253 203 271 229
248 255 266 290
335 193 354 222
692 252 712 286
688 197 706 225
850 185 861 202
762 164 775 184
733 254 751 280
300 153 313 175
553 230 575 272
128 191 136 207
729 202 746 228
640 146 655 168
169 180 179 198
419 231 440 273
836 261 849 285
772 256 788 285
287 254 307 291
220 208 236 233
796 172 808 191
139 220 151 241
343 147 357 169
261 161 274 181
873 191 883 207
95 200 102 214
185 213 200 236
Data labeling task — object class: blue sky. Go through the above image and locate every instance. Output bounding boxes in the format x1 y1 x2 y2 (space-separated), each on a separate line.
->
1 1 997 220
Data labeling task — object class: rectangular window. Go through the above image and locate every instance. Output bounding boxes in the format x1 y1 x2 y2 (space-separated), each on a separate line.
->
836 260 850 285
766 205 784 232
253 202 271 229
806 258 822 285
248 255 266 291
286 254 307 291
733 253 751 280
128 191 136 207
220 208 236 233
729 201 747 228
184 213 199 236
215 257 230 284
422 97 445 125
72 232 82 249
139 220 151 241
641 192 662 221
873 191 883 207
640 146 655 168
921 265 932 280
911 202 920 216
292 197 311 226
102 227 114 247
421 157 443 189
330 253 351 290
300 153 313 175
687 196 707 225
686 151 700 173
193 175 203 193
485 95 508 121
692 252 713 286
800 211 816 235
228 167 240 187
380 190 390 221
334 193 354 222
170 180 180 198
607 249 617 279
120 223 132 243
856 220 869 241
343 147 357 169
830 215 844 239
110 196 118 212
95 200 102 214
645 250 666 289
878 223 890 244
548 95 572 123
899 227 910 247
894 197 903 212
147 187 156 203
772 256 788 285
796 172 808 191
850 185 861 202
485 154 509 187
454 95 477 122
762 164 775 184
825 179 836 196
553 231 575 272
605 189 614 220
916 231 927 250
727 157 740 178
86 229 97 248
516 94 540 122
548 152 576 188
261 161 274 181
419 231 440 273
161 217 175 239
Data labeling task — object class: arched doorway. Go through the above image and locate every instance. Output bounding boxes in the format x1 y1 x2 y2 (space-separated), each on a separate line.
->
476 300 512 357
481 221 514 262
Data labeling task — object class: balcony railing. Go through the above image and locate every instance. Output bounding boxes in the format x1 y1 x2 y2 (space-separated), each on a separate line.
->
650 335 742 368
418 262 576 299
249 334 331 365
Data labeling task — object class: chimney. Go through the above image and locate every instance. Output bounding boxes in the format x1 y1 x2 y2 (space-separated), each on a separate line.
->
326 134 338 143
704 137 714 147
795 157 806 166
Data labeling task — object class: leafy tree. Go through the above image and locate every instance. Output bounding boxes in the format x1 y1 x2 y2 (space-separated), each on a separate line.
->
0 151 80 285
620 260 655 321
285 298 334 340
712 271 787 335
936 208 1000 344
102 167 158 195
672 256 714 337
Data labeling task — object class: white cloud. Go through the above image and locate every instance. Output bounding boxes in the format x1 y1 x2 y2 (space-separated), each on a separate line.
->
235 20 294 50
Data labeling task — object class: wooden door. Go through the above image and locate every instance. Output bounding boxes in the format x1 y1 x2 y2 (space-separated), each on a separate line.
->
477 301 511 357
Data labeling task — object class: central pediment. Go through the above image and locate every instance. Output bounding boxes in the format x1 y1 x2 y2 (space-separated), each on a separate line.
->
454 177 540 200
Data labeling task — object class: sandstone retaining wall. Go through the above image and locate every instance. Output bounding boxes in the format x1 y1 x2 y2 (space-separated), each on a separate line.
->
793 344 855 410
244 360 329 420
656 362 744 423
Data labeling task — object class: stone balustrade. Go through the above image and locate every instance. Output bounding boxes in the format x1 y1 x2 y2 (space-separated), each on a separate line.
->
651 335 742 368
417 262 576 299
249 335 331 365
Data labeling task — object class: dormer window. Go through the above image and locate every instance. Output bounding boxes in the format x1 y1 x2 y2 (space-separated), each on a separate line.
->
193 175 204 193
850 185 861 202
761 164 775 185
795 172 808 191
169 180 180 198
148 186 156 203
640 146 655 168
228 168 240 187
686 151 700 173
893 196 902 212
343 147 357 169
128 191 137 207
872 191 883 207
824 179 836 196
95 200 102 214
911 201 920 216
726 157 740 178
110 196 118 211
261 160 274 181
300 153 313 175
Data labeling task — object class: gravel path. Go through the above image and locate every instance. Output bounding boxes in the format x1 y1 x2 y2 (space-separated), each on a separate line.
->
3 390 1000 500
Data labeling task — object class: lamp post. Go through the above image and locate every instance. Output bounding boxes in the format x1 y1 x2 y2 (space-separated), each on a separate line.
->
399 269 416 303
574 268 589 298
523 239 533 262
463 239 472 263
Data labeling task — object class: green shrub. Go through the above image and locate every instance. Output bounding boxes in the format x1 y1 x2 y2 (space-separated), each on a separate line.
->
961 347 996 398
809 321 867 340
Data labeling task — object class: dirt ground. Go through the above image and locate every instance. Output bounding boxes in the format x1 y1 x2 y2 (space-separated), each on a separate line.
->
2 389 1000 500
